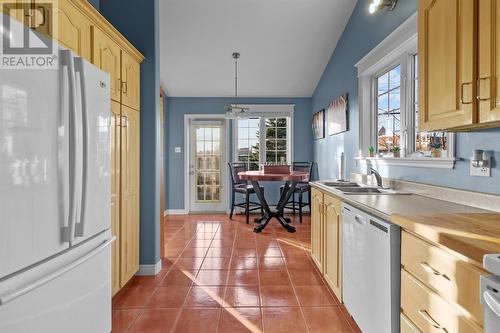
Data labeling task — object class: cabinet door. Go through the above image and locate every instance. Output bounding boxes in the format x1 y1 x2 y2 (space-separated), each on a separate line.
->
310 188 323 273
121 51 141 111
323 194 342 301
0 0 27 23
92 27 122 102
31 0 92 61
478 0 500 124
418 0 477 131
120 105 140 286
110 101 121 296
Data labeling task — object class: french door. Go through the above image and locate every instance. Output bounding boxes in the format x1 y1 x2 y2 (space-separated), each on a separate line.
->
188 120 228 212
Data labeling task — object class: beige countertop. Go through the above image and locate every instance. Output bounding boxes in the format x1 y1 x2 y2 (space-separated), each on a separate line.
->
311 181 500 266
310 181 488 222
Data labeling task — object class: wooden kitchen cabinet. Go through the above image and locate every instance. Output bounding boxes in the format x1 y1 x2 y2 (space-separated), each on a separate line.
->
311 187 324 273
120 105 140 285
418 0 476 131
310 187 343 301
110 101 121 295
121 51 141 111
92 27 122 102
323 194 342 300
478 0 500 124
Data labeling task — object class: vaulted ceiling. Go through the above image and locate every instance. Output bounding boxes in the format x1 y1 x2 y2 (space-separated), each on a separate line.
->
159 0 357 97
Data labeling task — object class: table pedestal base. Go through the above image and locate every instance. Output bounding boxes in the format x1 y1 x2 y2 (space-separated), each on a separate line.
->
251 180 297 233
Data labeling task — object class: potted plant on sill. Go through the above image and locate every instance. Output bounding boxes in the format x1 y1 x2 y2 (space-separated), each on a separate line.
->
368 146 375 158
430 142 442 158
392 146 401 158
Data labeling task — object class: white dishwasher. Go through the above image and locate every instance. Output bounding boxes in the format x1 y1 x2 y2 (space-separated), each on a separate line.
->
342 203 400 333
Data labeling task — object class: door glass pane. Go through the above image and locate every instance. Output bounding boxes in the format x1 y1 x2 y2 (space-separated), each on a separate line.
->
195 126 222 203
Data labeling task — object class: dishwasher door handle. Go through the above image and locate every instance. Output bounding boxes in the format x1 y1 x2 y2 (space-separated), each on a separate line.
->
354 215 366 225
484 290 500 317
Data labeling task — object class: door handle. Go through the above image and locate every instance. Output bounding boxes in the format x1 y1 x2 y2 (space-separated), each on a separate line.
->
0 237 115 306
418 310 442 329
477 77 490 101
460 82 473 104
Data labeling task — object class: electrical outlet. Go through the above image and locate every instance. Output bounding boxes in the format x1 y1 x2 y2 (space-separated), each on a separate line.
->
174 147 182 153
470 159 491 177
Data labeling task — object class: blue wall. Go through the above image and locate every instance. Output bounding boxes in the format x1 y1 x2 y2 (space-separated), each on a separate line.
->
312 0 500 195
87 0 99 10
166 97 313 210
100 0 161 266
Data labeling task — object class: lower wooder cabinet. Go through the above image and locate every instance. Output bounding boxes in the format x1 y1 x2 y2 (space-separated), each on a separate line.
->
310 188 342 301
0 0 144 296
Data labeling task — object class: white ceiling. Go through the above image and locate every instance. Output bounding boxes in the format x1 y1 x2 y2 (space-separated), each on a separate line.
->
159 0 357 97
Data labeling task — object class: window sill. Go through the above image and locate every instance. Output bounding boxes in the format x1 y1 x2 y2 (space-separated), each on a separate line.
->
355 156 458 169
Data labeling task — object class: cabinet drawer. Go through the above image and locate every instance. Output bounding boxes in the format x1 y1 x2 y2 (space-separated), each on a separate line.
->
401 269 482 333
401 231 484 326
401 313 422 333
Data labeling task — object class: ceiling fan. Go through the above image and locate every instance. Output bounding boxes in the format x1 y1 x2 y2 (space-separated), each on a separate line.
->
225 52 249 119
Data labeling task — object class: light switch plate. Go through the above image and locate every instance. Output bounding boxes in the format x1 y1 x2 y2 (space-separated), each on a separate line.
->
470 159 491 177
175 147 181 153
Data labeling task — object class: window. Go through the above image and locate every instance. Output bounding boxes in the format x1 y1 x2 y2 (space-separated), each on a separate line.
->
376 65 401 154
237 118 260 170
356 13 455 168
234 107 293 169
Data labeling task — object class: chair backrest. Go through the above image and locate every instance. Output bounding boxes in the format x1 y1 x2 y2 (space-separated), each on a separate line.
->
292 162 313 182
228 162 248 186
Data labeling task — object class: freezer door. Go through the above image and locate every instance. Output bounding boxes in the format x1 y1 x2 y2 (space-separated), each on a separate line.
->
0 232 114 333
481 275 500 333
0 27 74 278
72 57 111 245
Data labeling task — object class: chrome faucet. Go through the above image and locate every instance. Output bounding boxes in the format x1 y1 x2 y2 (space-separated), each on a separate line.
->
370 168 383 187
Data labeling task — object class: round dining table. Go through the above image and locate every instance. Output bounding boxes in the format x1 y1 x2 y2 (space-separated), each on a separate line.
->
237 170 309 233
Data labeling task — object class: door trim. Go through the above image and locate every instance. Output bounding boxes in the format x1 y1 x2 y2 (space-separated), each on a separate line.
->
184 114 230 214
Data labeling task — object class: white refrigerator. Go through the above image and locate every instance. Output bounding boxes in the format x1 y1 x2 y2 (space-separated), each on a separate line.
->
0 13 114 333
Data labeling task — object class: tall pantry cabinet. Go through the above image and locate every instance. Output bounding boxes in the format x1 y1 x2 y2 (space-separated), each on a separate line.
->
0 0 144 296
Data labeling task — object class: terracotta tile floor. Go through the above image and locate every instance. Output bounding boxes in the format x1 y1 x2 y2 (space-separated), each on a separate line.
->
112 214 361 333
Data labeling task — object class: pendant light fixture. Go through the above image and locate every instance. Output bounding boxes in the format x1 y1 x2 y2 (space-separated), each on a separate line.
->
225 52 249 118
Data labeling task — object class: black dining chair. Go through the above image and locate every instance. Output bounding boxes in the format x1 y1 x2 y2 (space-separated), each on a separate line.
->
228 162 264 224
280 162 313 223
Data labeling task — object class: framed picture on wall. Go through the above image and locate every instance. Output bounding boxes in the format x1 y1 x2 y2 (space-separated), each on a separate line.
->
312 109 325 140
327 93 348 135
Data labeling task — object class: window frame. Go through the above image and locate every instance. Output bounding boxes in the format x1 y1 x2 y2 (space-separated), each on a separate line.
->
232 105 294 168
356 13 456 169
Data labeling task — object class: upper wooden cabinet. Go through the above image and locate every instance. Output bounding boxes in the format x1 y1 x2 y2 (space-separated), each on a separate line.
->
121 51 141 111
419 0 500 131
478 0 500 124
418 0 476 131
92 27 122 102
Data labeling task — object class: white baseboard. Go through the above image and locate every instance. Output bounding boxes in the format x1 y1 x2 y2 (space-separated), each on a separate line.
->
165 209 188 215
136 260 162 276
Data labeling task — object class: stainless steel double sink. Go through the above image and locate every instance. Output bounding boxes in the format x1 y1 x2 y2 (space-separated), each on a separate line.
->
319 181 411 195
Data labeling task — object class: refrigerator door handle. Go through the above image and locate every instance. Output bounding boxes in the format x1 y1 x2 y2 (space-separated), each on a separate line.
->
74 58 88 238
484 290 500 317
60 50 78 243
0 237 115 306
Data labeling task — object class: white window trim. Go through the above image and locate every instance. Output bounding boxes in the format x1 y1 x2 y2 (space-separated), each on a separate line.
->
232 104 295 165
355 13 456 169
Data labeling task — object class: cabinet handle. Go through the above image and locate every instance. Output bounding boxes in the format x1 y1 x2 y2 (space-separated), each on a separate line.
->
477 77 490 101
418 310 442 329
122 81 128 94
121 116 128 128
460 82 473 104
419 262 450 281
